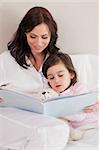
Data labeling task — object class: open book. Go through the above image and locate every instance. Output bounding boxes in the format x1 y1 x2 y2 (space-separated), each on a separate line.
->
0 89 98 117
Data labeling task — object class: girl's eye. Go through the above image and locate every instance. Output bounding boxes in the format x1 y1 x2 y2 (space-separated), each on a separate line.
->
58 74 64 77
50 77 54 80
48 77 54 80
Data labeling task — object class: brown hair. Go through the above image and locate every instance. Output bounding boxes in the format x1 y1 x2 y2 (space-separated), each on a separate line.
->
42 52 77 85
8 7 59 68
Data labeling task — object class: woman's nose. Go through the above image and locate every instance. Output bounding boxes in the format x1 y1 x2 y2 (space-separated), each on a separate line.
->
36 38 43 46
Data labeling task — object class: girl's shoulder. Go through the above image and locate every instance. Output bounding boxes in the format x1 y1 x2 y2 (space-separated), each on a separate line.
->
72 82 88 95
60 82 88 96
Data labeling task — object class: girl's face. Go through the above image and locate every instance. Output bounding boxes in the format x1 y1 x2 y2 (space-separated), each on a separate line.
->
26 23 51 55
47 62 74 93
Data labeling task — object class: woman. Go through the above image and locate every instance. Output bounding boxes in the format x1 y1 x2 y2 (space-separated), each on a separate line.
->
0 6 60 94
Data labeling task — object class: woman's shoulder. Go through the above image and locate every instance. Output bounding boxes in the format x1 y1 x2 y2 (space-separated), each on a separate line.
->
0 51 18 68
0 51 11 60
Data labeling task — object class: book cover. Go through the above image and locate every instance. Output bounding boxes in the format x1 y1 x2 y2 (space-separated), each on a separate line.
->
0 89 97 117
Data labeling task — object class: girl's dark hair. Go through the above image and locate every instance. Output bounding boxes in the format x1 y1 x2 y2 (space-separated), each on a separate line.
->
7 6 59 68
42 52 77 86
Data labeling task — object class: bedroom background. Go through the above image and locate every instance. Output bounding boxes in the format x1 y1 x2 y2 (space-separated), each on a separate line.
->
0 1 99 150
0 0 98 54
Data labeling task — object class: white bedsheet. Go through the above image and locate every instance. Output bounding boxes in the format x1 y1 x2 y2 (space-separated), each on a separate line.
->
0 108 98 150
0 107 69 150
64 112 99 150
64 128 98 150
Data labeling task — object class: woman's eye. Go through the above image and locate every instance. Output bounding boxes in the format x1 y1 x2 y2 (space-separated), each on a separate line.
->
42 37 48 39
30 36 36 38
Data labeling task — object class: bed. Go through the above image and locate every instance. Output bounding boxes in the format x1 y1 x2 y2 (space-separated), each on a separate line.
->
0 54 99 150
65 112 99 150
0 107 70 150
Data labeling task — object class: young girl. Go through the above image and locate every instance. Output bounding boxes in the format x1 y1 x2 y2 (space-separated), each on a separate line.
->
42 52 87 96
42 52 98 111
42 52 98 140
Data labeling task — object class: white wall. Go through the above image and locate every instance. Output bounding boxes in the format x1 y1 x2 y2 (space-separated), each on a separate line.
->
0 0 98 54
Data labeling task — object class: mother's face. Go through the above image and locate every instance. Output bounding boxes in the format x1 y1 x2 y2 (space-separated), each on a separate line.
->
26 23 51 55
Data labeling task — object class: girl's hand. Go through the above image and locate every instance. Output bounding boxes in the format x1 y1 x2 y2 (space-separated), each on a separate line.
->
0 97 4 103
84 100 99 113
84 105 96 113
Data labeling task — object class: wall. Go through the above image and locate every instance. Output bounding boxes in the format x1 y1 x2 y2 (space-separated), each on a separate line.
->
0 0 98 54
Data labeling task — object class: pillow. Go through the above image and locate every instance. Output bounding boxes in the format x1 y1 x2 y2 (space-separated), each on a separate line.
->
70 54 98 91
